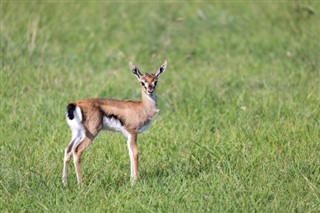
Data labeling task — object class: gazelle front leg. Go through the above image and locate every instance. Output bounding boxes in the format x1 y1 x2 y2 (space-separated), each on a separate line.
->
126 131 139 183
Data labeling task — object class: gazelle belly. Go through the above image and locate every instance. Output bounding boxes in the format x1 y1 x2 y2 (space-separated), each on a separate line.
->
103 116 123 132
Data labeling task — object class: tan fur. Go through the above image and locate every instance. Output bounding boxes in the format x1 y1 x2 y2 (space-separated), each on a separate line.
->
62 60 167 186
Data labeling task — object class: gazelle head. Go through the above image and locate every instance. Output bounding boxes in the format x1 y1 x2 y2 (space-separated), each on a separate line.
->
129 60 167 95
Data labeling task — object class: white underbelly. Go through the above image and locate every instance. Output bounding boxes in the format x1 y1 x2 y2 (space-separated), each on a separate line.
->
103 116 152 133
103 116 123 132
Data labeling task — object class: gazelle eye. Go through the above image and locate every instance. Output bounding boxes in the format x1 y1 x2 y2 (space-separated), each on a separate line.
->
141 82 145 87
154 81 158 86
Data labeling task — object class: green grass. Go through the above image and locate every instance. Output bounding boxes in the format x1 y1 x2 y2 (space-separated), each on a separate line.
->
1 1 320 212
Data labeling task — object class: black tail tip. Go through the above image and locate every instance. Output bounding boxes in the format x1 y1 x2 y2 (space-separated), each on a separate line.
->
66 103 76 120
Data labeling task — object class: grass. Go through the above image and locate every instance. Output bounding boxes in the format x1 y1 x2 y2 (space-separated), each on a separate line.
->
1 1 320 212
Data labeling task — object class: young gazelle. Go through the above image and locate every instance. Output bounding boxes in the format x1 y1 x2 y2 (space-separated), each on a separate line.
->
62 60 167 186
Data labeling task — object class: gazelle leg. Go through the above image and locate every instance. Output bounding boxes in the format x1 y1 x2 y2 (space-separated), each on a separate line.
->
63 137 79 186
63 129 83 186
72 136 93 186
127 132 139 183
62 141 73 185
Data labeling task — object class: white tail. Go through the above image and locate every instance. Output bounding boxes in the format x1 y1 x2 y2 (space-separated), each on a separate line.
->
62 60 167 186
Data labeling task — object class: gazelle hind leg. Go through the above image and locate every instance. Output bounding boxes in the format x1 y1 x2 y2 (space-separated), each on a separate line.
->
62 130 83 186
72 136 93 186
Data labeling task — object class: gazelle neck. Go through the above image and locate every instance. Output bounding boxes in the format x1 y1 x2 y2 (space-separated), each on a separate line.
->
141 90 157 107
140 90 159 122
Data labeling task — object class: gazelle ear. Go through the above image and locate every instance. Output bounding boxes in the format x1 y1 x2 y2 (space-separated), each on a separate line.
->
129 61 142 80
155 60 167 78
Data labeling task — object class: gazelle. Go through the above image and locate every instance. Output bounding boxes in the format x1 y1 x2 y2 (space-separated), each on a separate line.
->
62 60 167 186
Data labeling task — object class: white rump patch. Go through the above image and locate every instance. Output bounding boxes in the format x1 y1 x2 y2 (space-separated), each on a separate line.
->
66 106 85 147
66 106 83 130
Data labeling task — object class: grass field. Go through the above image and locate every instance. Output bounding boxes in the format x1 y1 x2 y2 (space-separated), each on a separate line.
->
1 1 320 212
